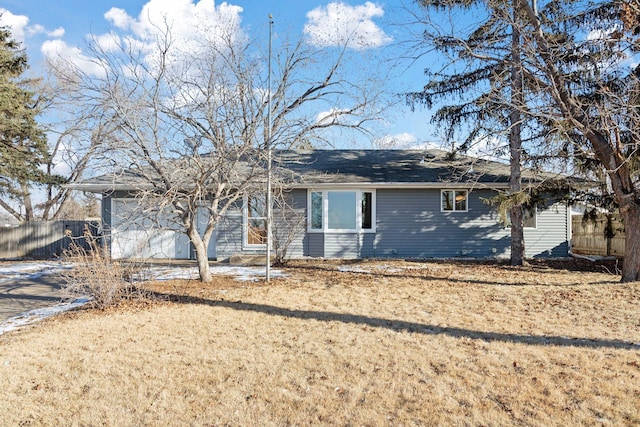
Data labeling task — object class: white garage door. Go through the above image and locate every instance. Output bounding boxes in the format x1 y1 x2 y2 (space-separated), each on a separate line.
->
111 199 190 259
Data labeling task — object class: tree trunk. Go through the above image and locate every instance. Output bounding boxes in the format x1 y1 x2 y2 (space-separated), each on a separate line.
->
516 0 639 280
621 204 640 282
509 4 525 266
20 181 34 222
510 205 525 265
188 228 212 283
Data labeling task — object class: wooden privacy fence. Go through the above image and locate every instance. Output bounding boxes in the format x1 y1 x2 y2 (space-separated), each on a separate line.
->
571 214 625 257
0 221 102 259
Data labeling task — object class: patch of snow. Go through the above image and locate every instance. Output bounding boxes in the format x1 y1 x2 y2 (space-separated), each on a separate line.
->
145 265 284 282
0 298 90 336
0 262 283 336
0 261 71 284
337 264 405 274
338 266 373 273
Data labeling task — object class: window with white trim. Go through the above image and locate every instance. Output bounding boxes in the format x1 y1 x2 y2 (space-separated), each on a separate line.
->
244 195 267 246
309 190 375 232
441 190 468 212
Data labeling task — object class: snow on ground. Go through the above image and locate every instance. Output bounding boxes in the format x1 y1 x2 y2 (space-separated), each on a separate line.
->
145 264 284 282
337 264 404 274
0 261 72 284
0 298 90 336
0 263 284 336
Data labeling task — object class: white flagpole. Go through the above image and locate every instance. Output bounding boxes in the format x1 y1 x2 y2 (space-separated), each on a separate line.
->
266 14 273 282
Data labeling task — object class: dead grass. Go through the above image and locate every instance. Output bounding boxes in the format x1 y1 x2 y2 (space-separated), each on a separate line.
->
1 259 639 426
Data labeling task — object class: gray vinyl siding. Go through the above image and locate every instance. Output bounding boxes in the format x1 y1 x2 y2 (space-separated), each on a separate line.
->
307 233 324 257
360 233 376 257
215 189 307 261
277 189 306 259
103 188 569 260
320 233 375 258
523 200 569 258
215 212 247 259
324 233 359 258
101 191 132 234
374 189 510 258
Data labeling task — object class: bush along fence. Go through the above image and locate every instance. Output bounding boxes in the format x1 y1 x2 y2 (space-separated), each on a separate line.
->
0 221 102 259
571 214 625 257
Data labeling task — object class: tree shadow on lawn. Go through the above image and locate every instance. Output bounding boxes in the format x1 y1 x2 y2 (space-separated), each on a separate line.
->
284 262 621 288
154 291 640 351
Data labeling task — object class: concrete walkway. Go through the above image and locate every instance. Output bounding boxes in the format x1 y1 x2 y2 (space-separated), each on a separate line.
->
0 265 64 322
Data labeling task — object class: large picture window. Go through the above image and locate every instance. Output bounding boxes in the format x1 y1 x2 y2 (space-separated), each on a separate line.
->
441 190 468 212
309 190 375 232
245 195 267 246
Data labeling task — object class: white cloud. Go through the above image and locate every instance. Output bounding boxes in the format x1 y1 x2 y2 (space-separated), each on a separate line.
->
316 108 354 125
92 33 121 52
41 39 107 77
0 9 63 45
47 27 66 38
464 136 508 162
586 27 621 41
41 1 245 80
374 133 443 149
374 133 417 148
105 0 243 47
104 7 134 30
317 109 339 124
0 8 30 43
304 1 391 50
100 0 245 74
27 24 45 36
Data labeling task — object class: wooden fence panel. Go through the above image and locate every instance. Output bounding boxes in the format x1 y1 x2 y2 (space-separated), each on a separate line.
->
571 215 625 257
0 221 101 259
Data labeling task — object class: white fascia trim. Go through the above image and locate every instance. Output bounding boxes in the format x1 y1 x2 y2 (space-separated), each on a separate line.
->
71 182 511 193
290 182 509 190
65 184 144 193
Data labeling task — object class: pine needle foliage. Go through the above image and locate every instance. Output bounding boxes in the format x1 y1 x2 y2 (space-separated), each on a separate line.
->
0 23 57 219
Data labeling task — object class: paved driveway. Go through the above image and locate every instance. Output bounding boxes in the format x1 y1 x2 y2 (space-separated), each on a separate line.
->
0 262 66 322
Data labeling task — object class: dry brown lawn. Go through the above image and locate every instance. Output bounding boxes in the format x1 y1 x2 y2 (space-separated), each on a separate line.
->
1 259 639 426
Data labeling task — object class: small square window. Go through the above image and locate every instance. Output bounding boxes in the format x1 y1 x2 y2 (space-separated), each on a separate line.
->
442 190 467 212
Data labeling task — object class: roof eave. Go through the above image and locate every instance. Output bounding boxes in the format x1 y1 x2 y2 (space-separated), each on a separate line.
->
287 182 510 190
65 183 145 193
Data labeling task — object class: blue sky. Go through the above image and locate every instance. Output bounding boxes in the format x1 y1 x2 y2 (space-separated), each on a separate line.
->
0 0 440 150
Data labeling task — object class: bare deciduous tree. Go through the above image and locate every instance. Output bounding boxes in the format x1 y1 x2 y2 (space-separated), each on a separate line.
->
52 21 383 282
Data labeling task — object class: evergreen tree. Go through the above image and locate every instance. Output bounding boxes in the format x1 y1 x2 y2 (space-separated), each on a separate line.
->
0 23 54 221
503 0 640 281
408 0 547 265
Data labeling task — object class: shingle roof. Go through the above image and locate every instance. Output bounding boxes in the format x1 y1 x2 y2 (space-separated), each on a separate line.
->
275 149 513 185
70 149 563 192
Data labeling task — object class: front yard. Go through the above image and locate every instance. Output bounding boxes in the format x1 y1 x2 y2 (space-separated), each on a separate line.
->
1 259 639 426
